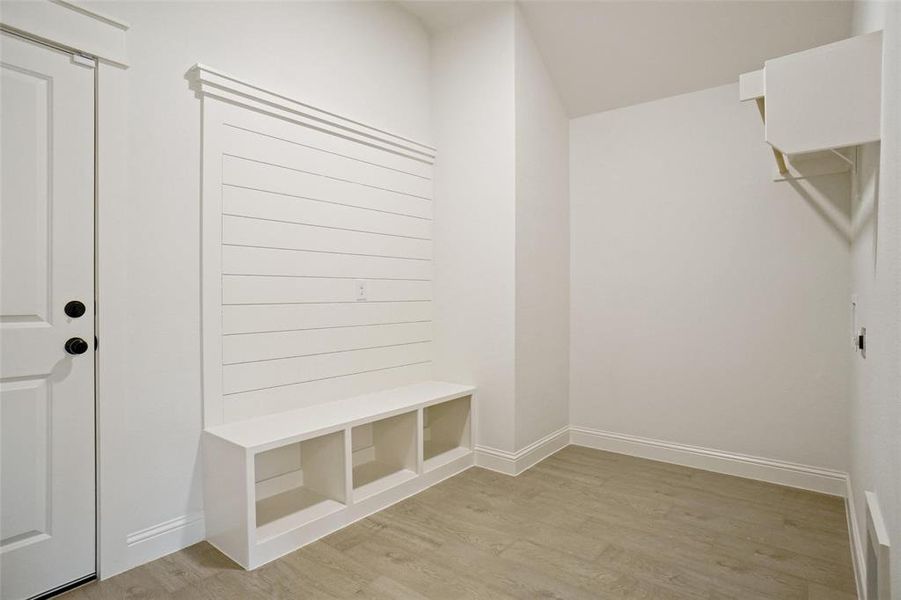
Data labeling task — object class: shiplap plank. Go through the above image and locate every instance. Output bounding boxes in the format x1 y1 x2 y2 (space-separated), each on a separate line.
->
222 362 433 422
222 109 433 179
223 342 432 394
222 186 431 240
222 215 432 260
223 156 431 219
223 322 432 365
223 125 431 198
209 101 434 424
223 276 431 305
222 301 432 335
222 246 431 280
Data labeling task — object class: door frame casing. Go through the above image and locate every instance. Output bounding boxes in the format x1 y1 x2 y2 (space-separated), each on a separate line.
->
0 1 129 581
94 46 132 581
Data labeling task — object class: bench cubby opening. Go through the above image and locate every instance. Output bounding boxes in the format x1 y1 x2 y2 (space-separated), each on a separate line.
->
203 381 475 569
423 395 471 471
351 411 418 501
253 430 346 541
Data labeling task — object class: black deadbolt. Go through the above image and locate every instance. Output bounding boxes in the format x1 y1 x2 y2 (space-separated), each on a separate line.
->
65 337 89 355
65 300 86 318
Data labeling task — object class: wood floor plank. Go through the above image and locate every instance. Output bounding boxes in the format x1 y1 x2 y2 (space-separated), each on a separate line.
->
61 446 856 599
806 582 857 600
355 575 432 599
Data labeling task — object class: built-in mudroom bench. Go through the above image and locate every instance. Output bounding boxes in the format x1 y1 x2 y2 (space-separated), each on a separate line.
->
202 381 474 569
189 65 475 569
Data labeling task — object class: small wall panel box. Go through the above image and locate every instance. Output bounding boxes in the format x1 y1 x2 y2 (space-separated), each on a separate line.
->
865 491 891 599
740 30 882 159
202 381 475 569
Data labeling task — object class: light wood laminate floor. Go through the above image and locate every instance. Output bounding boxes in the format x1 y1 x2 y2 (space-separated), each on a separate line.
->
65 446 856 599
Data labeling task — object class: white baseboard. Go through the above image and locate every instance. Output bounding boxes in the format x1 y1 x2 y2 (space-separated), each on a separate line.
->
477 425 848 497
123 512 205 572
569 426 848 496
845 479 866 600
117 428 856 588
475 426 570 476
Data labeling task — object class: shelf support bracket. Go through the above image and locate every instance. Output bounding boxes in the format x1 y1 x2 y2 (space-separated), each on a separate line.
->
829 148 855 168
755 98 788 175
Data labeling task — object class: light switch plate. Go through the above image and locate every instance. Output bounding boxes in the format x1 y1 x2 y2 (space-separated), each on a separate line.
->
354 279 368 301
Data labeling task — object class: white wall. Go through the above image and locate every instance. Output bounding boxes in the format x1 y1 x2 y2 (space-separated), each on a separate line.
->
513 10 570 449
570 83 852 471
431 4 517 453
431 4 570 454
84 0 431 577
848 1 901 594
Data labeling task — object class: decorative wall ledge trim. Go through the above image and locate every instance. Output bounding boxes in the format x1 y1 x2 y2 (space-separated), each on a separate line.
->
187 64 436 164
52 0 129 31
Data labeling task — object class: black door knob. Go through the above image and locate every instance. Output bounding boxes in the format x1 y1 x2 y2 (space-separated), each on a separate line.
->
65 300 86 318
65 337 89 355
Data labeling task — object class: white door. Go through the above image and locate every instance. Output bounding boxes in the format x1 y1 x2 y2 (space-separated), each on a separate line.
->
0 31 96 600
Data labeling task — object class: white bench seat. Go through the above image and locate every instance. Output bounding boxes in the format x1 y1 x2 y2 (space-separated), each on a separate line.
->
206 381 475 452
202 380 475 569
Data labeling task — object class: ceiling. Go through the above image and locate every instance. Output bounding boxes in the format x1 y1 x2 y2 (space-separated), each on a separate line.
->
398 1 854 117
398 1 499 32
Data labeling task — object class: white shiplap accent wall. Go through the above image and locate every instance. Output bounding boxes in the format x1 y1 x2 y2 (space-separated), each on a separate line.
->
191 66 436 427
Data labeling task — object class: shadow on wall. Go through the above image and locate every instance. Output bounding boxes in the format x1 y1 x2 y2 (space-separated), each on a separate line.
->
851 143 881 274
786 172 853 243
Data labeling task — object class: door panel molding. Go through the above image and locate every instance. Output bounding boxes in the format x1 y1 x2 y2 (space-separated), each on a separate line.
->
0 30 96 600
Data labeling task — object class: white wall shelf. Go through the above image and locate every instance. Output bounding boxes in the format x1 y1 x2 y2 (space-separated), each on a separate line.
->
202 381 475 569
739 31 882 174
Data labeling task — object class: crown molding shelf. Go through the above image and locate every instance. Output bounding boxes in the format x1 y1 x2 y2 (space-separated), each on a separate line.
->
187 64 436 164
